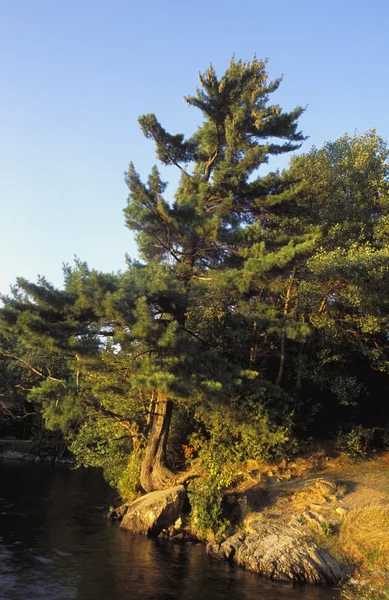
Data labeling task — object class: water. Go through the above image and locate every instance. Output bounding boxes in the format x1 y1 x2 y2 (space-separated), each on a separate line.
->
0 460 339 600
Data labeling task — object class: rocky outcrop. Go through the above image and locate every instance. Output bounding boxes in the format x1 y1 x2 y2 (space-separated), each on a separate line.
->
120 485 186 537
207 514 345 584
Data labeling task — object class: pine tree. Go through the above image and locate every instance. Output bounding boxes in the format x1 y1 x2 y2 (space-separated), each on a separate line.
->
123 57 306 489
3 60 389 499
0 58 306 492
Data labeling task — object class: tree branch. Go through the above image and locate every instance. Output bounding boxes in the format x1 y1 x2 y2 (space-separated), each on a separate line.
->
0 351 66 387
0 399 36 420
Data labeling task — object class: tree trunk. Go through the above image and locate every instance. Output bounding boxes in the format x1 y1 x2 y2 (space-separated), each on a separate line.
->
276 267 297 387
140 393 174 492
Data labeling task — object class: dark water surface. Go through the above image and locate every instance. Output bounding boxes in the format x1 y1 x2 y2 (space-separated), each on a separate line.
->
0 460 339 600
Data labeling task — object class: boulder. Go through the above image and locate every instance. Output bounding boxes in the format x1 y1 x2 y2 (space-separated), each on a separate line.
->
120 486 186 537
207 515 345 584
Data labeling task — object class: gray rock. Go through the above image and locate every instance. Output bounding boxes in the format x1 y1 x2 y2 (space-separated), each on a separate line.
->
120 486 186 537
207 516 345 584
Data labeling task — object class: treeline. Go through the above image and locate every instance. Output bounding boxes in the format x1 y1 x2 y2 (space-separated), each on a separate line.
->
1 58 388 513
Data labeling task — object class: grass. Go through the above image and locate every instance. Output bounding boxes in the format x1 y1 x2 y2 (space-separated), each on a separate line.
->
339 505 389 599
242 450 389 597
339 505 389 571
341 575 389 600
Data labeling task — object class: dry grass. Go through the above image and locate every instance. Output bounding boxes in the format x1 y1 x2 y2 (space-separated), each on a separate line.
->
341 575 389 600
339 505 389 570
238 451 389 599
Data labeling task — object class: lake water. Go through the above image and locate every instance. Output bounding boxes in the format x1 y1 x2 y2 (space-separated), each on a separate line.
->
0 460 339 600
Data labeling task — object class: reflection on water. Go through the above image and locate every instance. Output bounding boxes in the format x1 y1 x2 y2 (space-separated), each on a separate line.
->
0 461 339 600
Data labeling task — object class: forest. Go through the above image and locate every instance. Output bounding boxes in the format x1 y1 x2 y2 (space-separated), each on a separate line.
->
1 57 388 533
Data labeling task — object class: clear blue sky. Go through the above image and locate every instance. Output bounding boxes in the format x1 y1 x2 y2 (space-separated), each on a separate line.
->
1 0 388 294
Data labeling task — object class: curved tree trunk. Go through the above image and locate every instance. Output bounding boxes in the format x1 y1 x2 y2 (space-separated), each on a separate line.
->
140 393 174 492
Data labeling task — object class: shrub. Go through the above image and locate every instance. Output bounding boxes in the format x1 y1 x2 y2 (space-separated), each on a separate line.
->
187 471 234 540
336 425 374 457
117 451 143 501
187 396 296 537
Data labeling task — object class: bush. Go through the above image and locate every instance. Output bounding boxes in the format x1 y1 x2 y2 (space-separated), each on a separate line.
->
187 396 296 537
187 425 241 538
187 472 234 540
117 451 143 501
336 425 374 457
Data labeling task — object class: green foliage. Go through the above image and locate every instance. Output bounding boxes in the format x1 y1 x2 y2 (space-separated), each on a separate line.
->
116 451 144 501
320 521 335 537
336 425 374 457
187 473 234 540
187 392 296 536
192 392 296 465
1 58 389 502
69 417 134 489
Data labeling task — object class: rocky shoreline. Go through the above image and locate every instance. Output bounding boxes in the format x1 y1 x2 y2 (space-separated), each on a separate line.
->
108 478 349 586
207 513 344 584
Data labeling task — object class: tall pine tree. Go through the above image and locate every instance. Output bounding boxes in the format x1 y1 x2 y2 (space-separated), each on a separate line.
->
123 57 305 489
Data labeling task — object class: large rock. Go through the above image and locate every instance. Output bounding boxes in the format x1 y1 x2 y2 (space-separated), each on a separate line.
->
207 515 345 584
120 486 186 537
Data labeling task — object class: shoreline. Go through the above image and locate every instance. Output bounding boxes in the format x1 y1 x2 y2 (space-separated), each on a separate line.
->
3 447 388 596
111 451 389 595
0 448 75 465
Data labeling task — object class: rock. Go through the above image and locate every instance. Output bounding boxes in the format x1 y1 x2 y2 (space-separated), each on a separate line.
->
312 479 337 497
336 507 348 516
107 503 129 521
304 510 326 528
120 486 186 537
207 515 345 584
309 503 331 511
